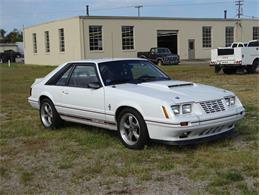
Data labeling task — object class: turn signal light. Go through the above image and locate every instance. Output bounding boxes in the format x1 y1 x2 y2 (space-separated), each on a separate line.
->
162 106 169 119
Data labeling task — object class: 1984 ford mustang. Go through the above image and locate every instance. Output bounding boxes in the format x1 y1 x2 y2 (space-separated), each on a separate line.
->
28 58 245 149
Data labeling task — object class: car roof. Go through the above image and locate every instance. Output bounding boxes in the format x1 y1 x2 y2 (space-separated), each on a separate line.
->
66 58 148 64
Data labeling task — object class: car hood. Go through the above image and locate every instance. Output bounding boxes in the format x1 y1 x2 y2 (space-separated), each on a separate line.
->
112 80 233 104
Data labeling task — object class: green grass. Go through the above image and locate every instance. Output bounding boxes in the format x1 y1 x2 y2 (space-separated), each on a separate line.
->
0 63 258 194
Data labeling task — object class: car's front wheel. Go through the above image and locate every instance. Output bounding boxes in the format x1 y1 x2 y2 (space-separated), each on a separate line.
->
157 59 163 66
40 98 62 129
118 108 149 149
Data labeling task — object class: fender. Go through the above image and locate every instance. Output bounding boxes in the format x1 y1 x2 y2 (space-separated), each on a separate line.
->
39 91 56 104
115 101 144 115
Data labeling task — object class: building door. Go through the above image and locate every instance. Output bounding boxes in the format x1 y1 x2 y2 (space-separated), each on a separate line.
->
188 39 195 60
157 30 178 54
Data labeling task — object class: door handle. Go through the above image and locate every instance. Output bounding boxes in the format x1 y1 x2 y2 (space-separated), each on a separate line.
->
62 91 69 95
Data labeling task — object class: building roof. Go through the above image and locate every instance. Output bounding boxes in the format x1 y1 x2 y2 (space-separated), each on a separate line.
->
79 15 259 21
24 15 259 29
0 43 17 46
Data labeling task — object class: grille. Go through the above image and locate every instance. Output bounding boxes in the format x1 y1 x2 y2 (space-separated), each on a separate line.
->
200 99 225 114
199 126 224 136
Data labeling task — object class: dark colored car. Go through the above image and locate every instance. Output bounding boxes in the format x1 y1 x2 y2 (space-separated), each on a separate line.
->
137 47 180 65
0 50 23 63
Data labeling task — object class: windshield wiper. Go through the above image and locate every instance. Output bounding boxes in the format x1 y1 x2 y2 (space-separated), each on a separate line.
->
135 75 170 83
109 79 133 85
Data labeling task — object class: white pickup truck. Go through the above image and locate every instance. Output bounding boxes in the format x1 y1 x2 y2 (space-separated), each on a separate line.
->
211 40 259 74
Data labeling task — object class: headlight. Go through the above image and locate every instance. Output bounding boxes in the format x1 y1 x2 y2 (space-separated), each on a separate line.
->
182 104 192 114
225 98 230 106
171 105 180 114
230 97 235 105
225 96 235 106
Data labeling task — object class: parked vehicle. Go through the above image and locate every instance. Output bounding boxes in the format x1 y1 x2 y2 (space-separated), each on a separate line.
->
230 42 246 48
28 58 245 149
211 40 259 74
137 47 180 65
0 50 23 63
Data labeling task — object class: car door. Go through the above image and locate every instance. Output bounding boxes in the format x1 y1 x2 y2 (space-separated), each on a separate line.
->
57 63 105 121
45 64 74 108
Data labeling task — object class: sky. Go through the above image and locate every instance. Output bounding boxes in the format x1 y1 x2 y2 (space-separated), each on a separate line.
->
0 0 259 32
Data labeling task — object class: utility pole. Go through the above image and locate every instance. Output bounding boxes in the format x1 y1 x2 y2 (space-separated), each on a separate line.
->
134 5 143 16
86 5 89 16
235 0 243 18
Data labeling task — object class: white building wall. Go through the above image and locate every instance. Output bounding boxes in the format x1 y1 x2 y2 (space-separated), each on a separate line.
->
24 17 82 65
24 16 258 65
81 17 258 60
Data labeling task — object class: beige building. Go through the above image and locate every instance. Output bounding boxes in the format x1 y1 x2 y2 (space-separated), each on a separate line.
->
24 16 259 65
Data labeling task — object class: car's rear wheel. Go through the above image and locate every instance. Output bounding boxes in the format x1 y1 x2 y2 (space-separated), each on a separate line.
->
118 108 149 149
247 59 259 74
40 98 62 129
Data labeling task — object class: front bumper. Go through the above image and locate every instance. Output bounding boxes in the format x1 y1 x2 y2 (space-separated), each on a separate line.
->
163 59 180 65
145 107 245 144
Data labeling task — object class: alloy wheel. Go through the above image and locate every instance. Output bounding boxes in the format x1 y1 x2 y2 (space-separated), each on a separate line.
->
119 113 140 145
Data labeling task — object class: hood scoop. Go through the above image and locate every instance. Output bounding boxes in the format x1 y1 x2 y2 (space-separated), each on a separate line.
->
168 83 194 88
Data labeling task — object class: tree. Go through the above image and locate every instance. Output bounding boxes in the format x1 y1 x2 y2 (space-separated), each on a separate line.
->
0 29 6 39
0 29 23 43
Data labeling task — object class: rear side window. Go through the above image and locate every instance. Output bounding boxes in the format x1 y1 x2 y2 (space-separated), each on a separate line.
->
55 66 73 86
68 65 99 88
248 41 259 47
218 48 234 56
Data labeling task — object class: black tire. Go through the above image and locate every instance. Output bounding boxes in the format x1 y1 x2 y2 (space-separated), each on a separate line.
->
157 59 163 66
39 98 62 129
247 59 259 74
223 68 236 74
117 108 149 149
215 65 221 73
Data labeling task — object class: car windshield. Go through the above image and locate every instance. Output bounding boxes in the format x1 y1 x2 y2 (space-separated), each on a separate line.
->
98 60 171 86
157 48 171 54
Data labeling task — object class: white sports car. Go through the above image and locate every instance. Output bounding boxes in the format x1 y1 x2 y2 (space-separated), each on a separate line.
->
28 58 245 149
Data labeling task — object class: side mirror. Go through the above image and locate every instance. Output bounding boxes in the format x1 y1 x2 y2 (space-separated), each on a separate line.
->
88 82 101 89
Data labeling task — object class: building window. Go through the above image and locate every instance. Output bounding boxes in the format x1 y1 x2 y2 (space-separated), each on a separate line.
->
122 26 134 50
59 28 65 52
253 27 259 40
32 33 37 53
202 26 212 48
89 26 103 51
44 31 50 53
225 27 234 47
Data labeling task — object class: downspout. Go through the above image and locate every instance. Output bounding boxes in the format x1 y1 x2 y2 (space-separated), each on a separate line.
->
79 17 86 59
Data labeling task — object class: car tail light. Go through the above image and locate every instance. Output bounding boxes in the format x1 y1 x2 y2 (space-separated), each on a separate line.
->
235 60 242 64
